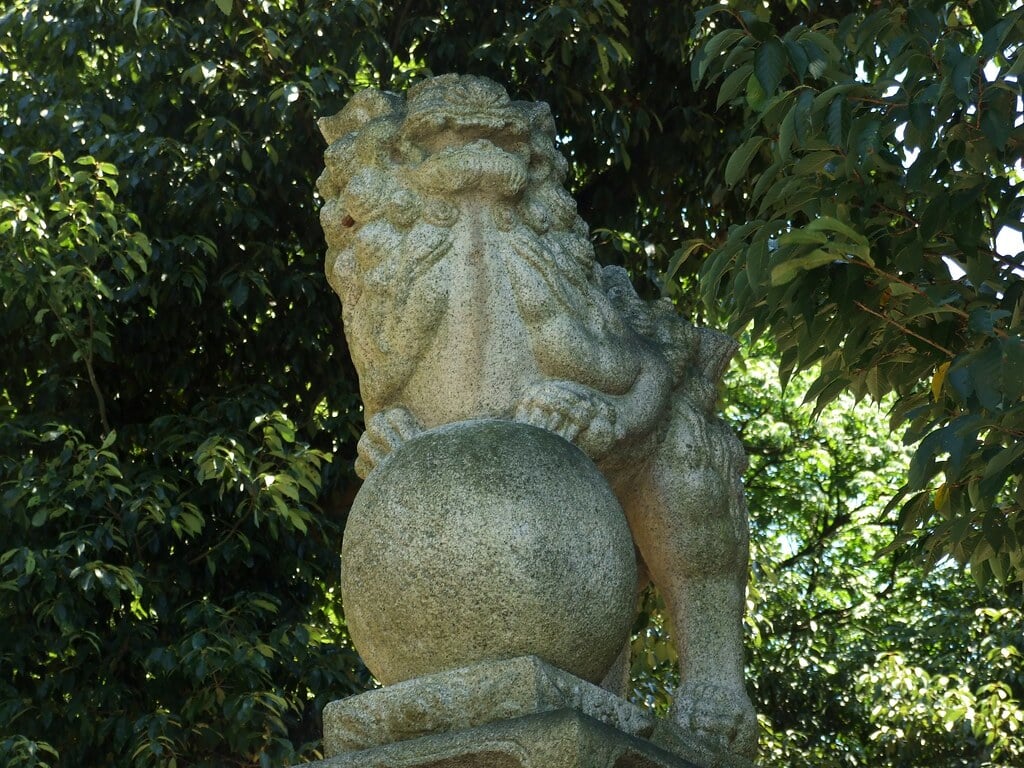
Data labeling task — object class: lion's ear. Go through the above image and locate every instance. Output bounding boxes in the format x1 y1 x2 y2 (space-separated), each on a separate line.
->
519 100 556 138
695 328 739 387
319 90 404 144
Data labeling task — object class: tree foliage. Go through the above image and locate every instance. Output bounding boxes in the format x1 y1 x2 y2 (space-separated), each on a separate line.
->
1 2 372 765
632 342 1024 766
1 1 1022 766
734 347 1023 767
694 1 1024 582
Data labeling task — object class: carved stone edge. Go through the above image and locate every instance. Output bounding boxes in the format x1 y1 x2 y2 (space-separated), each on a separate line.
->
304 708 704 768
321 655 656 755
650 720 756 768
318 655 755 768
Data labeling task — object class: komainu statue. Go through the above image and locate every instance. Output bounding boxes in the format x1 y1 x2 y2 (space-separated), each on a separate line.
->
318 75 757 759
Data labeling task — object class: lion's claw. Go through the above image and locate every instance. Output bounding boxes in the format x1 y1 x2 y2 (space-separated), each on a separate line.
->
355 407 422 478
514 380 617 459
670 682 758 760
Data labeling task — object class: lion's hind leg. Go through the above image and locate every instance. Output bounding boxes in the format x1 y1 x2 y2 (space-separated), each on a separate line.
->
617 398 757 759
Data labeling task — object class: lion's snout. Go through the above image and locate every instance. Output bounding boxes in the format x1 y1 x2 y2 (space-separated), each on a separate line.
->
411 139 528 199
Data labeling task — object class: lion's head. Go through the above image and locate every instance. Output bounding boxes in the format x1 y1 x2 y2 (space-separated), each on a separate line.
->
317 75 596 310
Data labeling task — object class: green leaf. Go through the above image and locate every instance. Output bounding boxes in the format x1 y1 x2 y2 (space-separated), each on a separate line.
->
951 53 978 102
778 229 827 248
805 216 871 261
698 28 746 84
827 95 849 146
778 100 797 160
746 73 767 111
692 3 733 35
770 248 836 286
909 429 945 490
755 38 787 94
215 0 232 14
983 442 1024 481
852 116 881 165
784 37 809 80
920 192 949 239
800 29 840 64
969 343 1004 410
717 64 754 109
750 158 783 202
792 88 813 144
1000 336 1024 400
725 136 768 187
981 107 1011 150
745 236 770 289
705 28 746 61
667 239 706 278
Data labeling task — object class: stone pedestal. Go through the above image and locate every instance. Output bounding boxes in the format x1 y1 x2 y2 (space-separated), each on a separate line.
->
299 656 754 768
315 73 759 758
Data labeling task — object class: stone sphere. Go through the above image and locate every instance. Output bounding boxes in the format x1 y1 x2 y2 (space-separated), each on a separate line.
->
340 419 637 685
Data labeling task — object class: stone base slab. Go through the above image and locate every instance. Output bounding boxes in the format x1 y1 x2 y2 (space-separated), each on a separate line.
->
302 656 752 768
322 655 654 754
307 708 705 768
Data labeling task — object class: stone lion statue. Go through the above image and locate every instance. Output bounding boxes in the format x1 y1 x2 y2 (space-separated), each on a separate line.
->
317 74 757 759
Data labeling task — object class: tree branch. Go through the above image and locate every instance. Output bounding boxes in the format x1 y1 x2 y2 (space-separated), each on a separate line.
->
853 300 956 357
86 305 111 436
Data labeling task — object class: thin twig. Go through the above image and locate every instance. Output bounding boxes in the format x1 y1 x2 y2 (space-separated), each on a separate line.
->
86 305 111 435
851 259 971 320
853 299 956 356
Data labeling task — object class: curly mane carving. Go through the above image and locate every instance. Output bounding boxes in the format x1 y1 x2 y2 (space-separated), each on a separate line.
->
317 75 757 760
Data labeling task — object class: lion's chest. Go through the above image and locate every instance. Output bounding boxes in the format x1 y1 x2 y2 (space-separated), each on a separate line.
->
398 219 541 428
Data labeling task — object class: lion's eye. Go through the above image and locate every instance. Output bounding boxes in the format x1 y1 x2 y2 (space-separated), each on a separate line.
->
341 215 356 228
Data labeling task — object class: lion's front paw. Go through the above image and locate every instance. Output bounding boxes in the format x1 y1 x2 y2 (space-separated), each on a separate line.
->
670 682 758 760
514 380 617 459
355 407 422 479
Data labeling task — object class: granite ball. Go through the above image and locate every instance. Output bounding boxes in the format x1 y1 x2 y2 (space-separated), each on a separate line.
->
340 418 637 685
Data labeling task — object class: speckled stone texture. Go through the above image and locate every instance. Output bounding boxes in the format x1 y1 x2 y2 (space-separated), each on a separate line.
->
321 656 655 754
305 710 699 768
341 420 637 686
319 74 757 757
298 656 755 768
